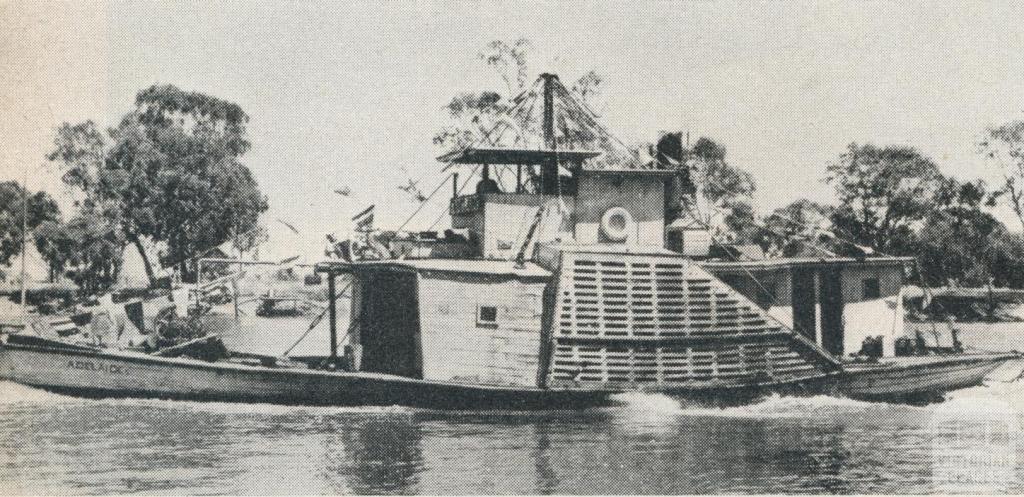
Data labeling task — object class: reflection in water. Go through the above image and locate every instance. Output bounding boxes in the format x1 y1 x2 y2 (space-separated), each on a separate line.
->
332 416 424 495
2 324 1022 494
532 427 559 494
1 382 1022 494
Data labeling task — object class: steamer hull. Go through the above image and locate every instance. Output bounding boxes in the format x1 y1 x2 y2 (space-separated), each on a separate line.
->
0 337 1015 409
0 338 613 410
837 354 1015 401
599 354 1016 405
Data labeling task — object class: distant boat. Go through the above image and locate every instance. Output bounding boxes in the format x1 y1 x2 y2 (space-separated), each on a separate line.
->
254 296 306 317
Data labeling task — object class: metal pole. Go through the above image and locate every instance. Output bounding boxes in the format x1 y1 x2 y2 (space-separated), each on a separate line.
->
19 170 28 326
197 259 204 317
540 73 558 195
328 272 338 365
233 228 240 320
452 173 459 199
232 280 239 319
541 74 556 150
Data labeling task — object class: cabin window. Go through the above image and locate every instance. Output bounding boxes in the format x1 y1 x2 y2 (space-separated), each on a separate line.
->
477 305 498 327
862 278 881 299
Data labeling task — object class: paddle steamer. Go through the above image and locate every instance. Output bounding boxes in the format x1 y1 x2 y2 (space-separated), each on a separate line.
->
0 73 1017 408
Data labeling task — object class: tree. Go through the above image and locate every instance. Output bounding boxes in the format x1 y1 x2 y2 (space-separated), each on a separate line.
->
655 135 758 242
34 209 124 294
690 137 756 206
433 90 514 153
570 70 604 113
916 176 1024 288
48 85 269 284
759 199 836 257
480 39 532 96
826 143 942 253
433 39 615 178
433 39 535 155
722 199 758 244
980 120 1024 230
0 181 60 279
47 121 106 208
917 209 1005 287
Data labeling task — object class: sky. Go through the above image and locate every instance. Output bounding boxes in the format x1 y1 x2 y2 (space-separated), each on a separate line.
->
4 1 1024 264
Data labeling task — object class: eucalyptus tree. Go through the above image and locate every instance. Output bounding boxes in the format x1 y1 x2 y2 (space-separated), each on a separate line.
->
0 181 59 280
981 120 1024 231
47 85 268 285
826 143 943 254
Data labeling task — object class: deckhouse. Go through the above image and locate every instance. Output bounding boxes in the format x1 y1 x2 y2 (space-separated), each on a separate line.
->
316 74 910 390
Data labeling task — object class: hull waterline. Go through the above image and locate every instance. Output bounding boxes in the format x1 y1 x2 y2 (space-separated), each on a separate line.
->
837 354 1016 402
1 338 1016 409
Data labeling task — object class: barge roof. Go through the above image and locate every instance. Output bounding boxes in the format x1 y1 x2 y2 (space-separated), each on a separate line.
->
437 147 601 165
315 259 552 278
700 256 915 271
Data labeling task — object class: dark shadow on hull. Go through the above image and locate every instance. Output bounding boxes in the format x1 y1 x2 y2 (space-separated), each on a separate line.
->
18 382 617 411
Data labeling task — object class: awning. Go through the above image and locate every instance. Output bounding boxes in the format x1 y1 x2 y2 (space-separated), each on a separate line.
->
437 147 601 165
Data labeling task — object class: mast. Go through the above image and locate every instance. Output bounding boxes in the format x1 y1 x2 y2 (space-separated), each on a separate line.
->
540 73 558 195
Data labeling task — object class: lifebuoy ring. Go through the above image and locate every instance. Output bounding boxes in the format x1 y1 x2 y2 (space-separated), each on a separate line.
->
600 207 633 242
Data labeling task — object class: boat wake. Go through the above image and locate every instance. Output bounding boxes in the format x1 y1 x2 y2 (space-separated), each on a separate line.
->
610 391 906 420
606 391 921 422
939 376 1024 417
0 380 69 405
611 373 1024 422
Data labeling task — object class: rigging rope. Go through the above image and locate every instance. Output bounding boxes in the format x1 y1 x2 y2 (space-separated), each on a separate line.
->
394 172 454 233
692 216 783 313
281 280 351 357
551 82 641 162
427 165 479 231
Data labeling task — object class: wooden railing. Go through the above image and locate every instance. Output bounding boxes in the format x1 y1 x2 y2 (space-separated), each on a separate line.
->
449 193 556 217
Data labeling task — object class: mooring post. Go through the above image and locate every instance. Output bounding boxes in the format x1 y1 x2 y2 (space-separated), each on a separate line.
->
328 271 338 366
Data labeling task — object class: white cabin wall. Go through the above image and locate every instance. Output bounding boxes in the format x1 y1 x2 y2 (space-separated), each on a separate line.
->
574 174 665 247
709 263 905 358
765 274 795 330
416 273 546 386
840 266 903 357
482 195 572 259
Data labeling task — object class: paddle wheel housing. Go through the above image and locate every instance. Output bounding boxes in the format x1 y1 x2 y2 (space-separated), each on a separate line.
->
540 249 841 389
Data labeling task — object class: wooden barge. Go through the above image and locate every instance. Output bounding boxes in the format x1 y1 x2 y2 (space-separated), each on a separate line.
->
0 332 1012 408
0 73 1018 409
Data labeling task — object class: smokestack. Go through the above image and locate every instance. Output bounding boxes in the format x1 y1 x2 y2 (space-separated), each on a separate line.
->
659 132 695 223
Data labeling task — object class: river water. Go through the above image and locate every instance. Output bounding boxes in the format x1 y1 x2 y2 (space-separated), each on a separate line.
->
2 318 1023 494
